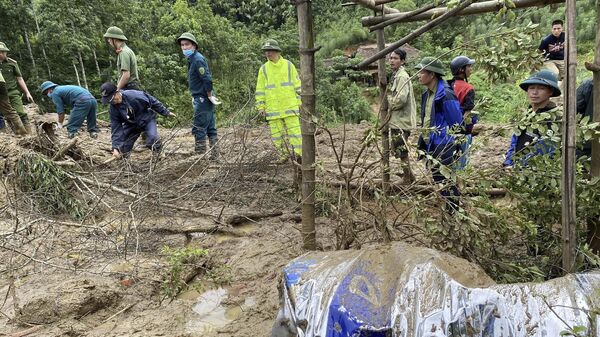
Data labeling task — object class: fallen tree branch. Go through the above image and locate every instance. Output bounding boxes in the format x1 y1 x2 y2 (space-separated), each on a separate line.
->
52 138 78 160
9 325 44 337
102 301 139 324
225 211 284 225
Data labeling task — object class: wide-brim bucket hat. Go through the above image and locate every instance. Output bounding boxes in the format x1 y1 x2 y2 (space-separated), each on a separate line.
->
40 81 58 94
176 32 198 47
103 26 128 41
415 56 445 76
261 39 282 52
519 69 561 97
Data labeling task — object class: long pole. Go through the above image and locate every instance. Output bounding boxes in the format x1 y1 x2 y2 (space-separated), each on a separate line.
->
562 0 577 274
376 22 390 194
585 0 600 253
361 0 565 26
356 0 473 69
296 0 317 250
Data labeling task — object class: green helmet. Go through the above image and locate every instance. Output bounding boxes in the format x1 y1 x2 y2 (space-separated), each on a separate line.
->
176 32 198 47
415 57 445 76
519 69 561 97
103 26 128 41
261 39 282 52
0 42 9 52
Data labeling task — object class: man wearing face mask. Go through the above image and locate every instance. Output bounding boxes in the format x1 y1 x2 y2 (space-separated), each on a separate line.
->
103 26 140 91
100 82 176 159
40 81 98 138
177 32 220 159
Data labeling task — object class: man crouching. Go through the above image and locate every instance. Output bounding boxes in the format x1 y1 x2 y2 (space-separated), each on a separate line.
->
100 82 176 159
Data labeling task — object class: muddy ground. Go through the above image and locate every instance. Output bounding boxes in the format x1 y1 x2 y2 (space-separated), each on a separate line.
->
0 107 511 337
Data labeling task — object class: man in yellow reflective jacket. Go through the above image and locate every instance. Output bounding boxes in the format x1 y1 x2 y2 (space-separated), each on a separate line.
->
255 39 302 162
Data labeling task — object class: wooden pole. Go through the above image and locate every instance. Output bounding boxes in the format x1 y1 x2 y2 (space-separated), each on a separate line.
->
562 0 577 274
350 0 399 14
361 0 565 26
296 0 317 250
356 0 473 69
376 20 390 194
369 2 443 32
585 0 600 253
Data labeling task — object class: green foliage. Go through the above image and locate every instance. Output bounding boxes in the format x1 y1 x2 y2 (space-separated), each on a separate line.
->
316 58 374 125
161 245 208 299
16 153 86 219
469 72 527 123
205 264 233 286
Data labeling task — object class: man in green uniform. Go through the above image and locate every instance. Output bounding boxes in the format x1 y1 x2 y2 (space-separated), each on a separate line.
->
0 69 27 136
0 42 34 133
103 27 140 91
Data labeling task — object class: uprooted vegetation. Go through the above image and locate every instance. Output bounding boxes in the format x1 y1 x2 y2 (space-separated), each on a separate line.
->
1 105 599 336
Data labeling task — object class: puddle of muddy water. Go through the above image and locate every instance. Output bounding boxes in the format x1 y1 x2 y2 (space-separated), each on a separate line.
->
185 287 256 335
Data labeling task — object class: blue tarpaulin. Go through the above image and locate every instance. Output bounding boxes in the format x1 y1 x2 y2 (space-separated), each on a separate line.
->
271 243 600 337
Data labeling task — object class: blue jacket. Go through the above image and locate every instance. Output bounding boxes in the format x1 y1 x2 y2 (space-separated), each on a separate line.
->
109 90 171 150
186 50 213 98
503 104 558 167
418 80 463 152
48 85 94 114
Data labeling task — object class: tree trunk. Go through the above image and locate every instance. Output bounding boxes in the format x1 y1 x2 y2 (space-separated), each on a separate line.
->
33 8 51 78
78 51 88 89
21 30 37 77
92 49 101 78
562 0 577 274
588 0 600 253
296 0 317 250
72 61 81 87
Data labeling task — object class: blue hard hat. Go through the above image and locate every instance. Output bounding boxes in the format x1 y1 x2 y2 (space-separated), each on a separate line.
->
519 70 561 97
40 81 58 94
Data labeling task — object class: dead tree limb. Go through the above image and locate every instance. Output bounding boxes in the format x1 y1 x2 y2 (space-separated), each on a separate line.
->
357 0 473 69
349 0 399 14
225 211 284 225
369 1 444 31
51 138 78 160
361 0 565 26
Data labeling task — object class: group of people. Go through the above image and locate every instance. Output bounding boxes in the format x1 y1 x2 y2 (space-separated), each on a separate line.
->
0 27 304 165
386 19 594 213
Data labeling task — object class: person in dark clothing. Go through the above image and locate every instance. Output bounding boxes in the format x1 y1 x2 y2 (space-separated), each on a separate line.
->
100 82 176 159
538 19 565 81
503 70 561 168
415 57 464 213
448 55 478 170
576 78 594 158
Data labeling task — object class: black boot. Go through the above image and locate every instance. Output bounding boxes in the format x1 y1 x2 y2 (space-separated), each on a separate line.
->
208 136 220 161
195 139 207 155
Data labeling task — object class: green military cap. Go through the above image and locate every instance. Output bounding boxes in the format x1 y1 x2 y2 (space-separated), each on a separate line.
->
0 42 9 52
261 39 282 52
103 26 128 41
415 56 445 76
176 32 198 47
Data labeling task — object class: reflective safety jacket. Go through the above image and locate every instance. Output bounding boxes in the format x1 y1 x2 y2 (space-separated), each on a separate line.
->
255 57 301 121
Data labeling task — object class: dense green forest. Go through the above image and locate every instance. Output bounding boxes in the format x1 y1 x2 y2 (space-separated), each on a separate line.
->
0 0 597 125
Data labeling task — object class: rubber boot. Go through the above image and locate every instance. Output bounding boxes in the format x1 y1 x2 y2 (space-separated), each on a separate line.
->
208 136 220 161
20 115 32 134
195 139 207 155
401 159 416 184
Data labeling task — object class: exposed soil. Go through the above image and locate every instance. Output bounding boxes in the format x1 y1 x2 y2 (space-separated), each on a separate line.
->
0 106 512 337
